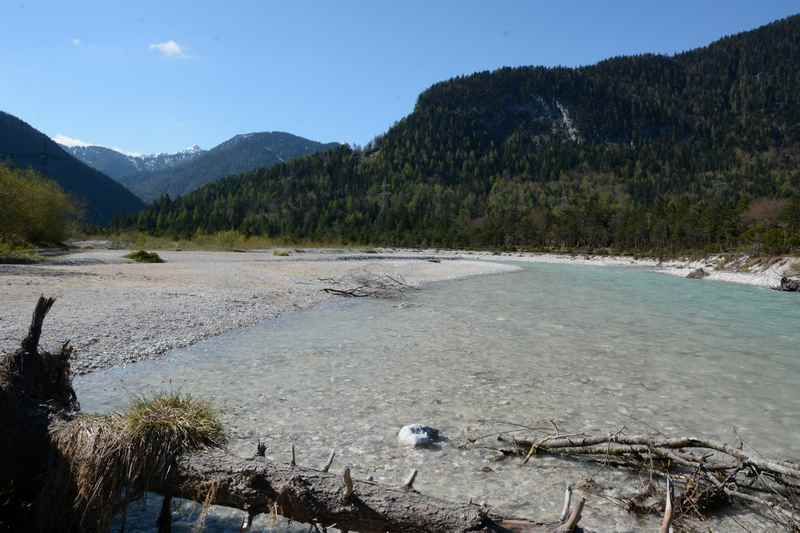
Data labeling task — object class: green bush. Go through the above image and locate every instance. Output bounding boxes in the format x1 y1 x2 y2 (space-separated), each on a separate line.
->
125 250 164 263
0 241 42 264
0 164 78 244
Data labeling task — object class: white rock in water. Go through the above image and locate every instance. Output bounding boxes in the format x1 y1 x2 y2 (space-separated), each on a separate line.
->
397 424 439 447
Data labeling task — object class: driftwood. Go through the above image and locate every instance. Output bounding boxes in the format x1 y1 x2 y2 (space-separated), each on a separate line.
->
465 426 800 531
321 271 416 298
0 296 78 532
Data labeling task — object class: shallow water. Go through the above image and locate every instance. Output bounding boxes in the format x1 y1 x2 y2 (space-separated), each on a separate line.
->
76 262 800 532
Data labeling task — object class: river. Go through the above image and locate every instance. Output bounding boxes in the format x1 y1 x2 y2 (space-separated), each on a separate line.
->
75 261 800 531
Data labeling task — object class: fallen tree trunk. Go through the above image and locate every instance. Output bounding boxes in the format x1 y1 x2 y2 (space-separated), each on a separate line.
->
47 415 593 532
166 448 575 532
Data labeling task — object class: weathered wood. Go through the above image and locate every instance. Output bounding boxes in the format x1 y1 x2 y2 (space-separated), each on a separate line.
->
164 449 584 533
0 296 78 532
506 433 800 480
321 449 336 472
659 478 672 533
20 296 55 354
558 486 572 523
486 431 800 530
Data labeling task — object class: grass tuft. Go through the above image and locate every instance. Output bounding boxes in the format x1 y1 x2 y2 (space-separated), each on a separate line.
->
125 250 164 263
45 393 224 531
124 393 225 454
272 249 290 256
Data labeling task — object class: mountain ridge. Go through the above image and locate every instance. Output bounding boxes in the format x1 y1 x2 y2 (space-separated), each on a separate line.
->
63 144 205 182
66 131 338 202
0 111 144 225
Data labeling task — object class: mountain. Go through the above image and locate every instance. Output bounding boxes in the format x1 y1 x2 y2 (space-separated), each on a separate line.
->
121 15 800 254
120 132 339 202
64 144 205 182
68 133 338 203
0 111 144 224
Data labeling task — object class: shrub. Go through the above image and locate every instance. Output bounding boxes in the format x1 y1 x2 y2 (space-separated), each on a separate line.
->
125 250 164 263
0 163 78 244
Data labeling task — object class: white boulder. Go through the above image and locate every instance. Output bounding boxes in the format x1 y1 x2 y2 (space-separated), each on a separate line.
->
397 424 440 447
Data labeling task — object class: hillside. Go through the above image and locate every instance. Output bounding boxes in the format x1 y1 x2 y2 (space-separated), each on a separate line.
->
0 112 144 224
94 132 338 202
122 15 800 253
64 144 204 183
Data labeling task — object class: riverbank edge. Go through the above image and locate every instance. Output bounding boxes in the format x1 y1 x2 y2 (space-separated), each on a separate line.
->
395 249 798 289
0 250 521 376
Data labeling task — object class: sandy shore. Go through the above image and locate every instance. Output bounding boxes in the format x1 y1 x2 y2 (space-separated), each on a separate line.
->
0 249 518 374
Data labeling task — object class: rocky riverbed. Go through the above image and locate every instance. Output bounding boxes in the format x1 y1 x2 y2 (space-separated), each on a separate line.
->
0 249 517 374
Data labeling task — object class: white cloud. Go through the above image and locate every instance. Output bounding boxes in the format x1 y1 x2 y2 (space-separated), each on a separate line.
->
149 40 185 58
72 38 81 47
53 134 91 147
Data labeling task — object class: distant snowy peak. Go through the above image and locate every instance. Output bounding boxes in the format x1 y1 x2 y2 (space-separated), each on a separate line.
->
61 143 207 179
135 146 207 171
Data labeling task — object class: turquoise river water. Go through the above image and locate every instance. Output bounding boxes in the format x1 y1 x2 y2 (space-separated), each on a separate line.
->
75 262 800 532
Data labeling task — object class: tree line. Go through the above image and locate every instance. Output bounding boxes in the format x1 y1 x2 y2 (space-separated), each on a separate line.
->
117 15 800 255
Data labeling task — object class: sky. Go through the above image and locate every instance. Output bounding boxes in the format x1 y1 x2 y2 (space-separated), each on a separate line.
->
2 1 798 155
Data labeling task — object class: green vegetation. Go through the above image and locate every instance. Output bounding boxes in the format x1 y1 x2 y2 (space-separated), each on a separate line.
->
0 243 42 264
125 250 164 263
123 393 225 454
0 163 78 248
272 249 290 256
107 229 346 251
118 16 800 256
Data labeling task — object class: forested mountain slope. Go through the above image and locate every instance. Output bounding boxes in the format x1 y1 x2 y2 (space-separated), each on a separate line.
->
123 15 800 253
0 112 144 224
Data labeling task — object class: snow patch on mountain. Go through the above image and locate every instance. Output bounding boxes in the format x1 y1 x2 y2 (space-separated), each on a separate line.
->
555 100 581 142
61 143 207 178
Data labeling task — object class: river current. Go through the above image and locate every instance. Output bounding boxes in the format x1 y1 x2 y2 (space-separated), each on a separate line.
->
75 262 800 532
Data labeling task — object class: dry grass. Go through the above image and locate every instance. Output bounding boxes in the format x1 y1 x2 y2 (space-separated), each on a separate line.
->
125 393 225 454
105 230 351 252
44 393 224 531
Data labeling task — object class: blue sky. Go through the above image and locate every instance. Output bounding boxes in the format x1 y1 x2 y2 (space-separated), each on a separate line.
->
2 1 797 155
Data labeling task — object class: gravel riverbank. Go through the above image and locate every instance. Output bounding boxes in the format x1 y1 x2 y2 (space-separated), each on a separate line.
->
0 249 518 374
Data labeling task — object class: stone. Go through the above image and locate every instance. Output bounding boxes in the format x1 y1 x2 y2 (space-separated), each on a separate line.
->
397 424 440 447
686 268 709 279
